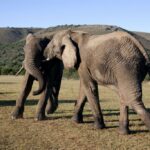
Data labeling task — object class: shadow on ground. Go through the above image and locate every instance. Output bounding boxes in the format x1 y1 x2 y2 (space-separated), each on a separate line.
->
1 99 149 134
0 99 149 113
0 92 16 94
0 99 77 107
0 99 38 107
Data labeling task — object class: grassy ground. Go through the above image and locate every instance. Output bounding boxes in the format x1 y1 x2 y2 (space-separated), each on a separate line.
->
0 76 150 150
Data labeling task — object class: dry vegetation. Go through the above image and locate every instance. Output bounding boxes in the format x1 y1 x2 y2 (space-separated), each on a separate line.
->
0 76 150 150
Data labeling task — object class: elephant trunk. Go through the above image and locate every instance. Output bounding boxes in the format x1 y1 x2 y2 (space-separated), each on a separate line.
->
24 59 45 96
44 46 55 61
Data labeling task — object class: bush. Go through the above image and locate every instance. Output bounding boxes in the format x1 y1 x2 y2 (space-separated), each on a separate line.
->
145 74 150 81
63 69 79 79
1 66 13 75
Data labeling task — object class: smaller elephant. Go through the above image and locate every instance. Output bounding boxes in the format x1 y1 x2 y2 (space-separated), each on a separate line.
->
12 34 63 120
44 29 150 134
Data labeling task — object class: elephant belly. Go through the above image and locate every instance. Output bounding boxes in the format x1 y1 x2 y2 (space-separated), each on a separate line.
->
93 69 116 86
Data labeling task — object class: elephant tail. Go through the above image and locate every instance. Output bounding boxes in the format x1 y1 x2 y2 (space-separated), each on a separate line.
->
15 61 25 76
134 38 150 76
15 66 24 76
128 32 150 67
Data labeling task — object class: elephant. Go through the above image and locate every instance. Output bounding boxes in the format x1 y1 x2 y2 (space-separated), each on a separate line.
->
11 34 63 120
44 29 150 134
23 33 50 95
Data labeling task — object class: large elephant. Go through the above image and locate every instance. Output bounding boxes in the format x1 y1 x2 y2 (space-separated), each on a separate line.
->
11 34 63 120
44 29 150 134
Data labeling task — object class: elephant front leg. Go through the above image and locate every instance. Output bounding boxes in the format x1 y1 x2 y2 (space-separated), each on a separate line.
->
71 80 87 123
11 72 34 119
82 79 105 129
45 84 59 114
119 99 130 134
35 83 49 121
46 93 58 114
45 61 63 114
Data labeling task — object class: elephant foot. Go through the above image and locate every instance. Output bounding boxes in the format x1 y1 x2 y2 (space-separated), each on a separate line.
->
71 114 83 123
142 114 150 131
118 128 130 135
35 113 46 121
11 114 23 120
46 103 58 114
11 107 24 119
46 107 56 114
119 122 130 135
94 118 106 129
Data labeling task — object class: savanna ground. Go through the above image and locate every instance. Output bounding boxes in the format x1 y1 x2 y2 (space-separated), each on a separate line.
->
0 76 150 150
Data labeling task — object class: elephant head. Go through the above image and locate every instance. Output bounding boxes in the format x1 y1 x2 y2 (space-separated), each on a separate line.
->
24 33 50 95
44 30 78 69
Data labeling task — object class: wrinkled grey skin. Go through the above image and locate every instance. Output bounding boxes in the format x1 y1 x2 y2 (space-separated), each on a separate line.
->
23 33 50 95
44 30 150 134
11 35 63 120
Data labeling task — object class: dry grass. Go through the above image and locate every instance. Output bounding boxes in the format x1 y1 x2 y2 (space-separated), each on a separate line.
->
0 75 150 150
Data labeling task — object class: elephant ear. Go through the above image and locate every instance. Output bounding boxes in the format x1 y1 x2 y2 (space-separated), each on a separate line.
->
61 35 77 69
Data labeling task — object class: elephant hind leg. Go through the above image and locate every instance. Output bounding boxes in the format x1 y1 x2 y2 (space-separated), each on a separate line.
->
131 100 150 130
118 81 150 132
118 93 130 134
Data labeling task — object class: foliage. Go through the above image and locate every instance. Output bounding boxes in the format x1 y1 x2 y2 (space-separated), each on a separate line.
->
0 40 78 78
0 25 150 80
0 41 25 75
63 69 79 79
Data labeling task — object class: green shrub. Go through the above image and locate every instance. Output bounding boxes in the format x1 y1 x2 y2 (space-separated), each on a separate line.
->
63 69 79 79
145 74 150 81
1 66 13 75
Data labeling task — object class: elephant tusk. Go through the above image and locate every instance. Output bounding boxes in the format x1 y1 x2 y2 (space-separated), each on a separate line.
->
15 66 24 76
42 58 50 63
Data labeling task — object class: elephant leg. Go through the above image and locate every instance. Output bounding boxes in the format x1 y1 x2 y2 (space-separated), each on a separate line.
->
131 100 150 131
86 82 105 129
35 59 63 120
46 84 59 114
71 80 87 123
35 68 54 119
35 77 49 120
46 91 58 114
119 94 130 134
118 78 150 132
80 72 105 129
46 60 63 114
11 72 34 119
